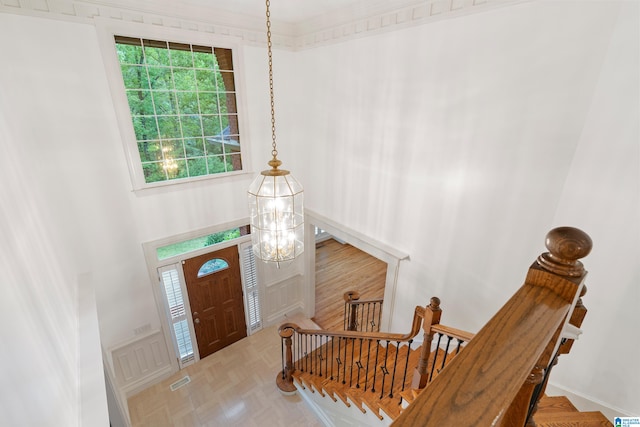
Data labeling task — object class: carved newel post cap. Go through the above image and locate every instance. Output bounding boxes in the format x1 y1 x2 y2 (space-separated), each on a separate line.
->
537 227 592 277
429 297 441 309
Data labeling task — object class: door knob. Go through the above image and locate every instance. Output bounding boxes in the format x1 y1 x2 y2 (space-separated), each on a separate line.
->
194 318 200 324
193 312 199 316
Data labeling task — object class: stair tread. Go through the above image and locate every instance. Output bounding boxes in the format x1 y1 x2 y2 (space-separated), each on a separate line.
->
537 395 579 413
534 410 613 427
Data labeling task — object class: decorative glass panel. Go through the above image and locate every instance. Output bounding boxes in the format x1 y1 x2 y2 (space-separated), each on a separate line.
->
197 258 228 277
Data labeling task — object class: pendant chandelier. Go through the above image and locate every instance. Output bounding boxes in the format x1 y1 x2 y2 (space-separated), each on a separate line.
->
248 0 304 267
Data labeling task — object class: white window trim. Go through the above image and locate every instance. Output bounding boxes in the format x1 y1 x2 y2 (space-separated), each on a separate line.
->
95 18 252 192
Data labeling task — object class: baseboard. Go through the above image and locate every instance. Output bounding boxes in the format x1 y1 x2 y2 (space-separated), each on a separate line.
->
546 382 633 420
121 365 174 398
264 303 305 327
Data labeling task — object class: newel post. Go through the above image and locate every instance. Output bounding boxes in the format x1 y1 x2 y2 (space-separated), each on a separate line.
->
276 323 297 393
344 291 361 331
411 297 442 389
502 227 592 427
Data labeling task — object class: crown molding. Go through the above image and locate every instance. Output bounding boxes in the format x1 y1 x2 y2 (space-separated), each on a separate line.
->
293 0 532 50
1 0 529 49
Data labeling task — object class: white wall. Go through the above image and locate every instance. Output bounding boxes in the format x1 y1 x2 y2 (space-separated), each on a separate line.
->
0 10 300 421
287 0 638 417
0 15 107 424
550 5 639 416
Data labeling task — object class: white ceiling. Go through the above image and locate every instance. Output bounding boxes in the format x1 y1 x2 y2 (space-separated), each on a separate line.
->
176 0 368 24
90 0 419 26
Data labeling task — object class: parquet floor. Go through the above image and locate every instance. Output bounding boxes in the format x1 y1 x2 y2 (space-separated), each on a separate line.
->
128 238 386 426
312 238 387 331
127 314 323 427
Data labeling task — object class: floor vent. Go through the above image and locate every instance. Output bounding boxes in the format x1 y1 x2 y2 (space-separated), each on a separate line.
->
169 376 191 391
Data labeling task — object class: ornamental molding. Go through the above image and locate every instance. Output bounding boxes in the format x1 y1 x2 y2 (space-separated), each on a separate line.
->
0 0 529 50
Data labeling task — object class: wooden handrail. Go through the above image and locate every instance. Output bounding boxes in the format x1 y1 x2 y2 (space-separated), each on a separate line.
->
393 227 592 426
343 290 384 332
282 305 426 343
430 324 476 343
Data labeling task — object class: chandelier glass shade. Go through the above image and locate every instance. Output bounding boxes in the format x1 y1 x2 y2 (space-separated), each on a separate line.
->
248 160 304 267
248 0 304 267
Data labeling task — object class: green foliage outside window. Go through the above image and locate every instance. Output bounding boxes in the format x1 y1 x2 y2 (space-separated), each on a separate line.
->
115 37 242 184
156 227 243 260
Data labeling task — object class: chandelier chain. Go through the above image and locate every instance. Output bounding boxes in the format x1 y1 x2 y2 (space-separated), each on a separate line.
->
266 0 278 159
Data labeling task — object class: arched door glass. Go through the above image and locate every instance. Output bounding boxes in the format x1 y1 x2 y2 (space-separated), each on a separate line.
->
197 258 229 277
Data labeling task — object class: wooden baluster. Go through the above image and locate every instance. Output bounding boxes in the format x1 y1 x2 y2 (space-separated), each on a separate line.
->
500 227 592 426
411 297 442 389
276 323 297 393
344 290 360 331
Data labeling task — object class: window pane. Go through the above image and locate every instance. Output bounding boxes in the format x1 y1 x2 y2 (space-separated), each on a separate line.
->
198 93 220 115
176 91 199 114
185 138 205 157
116 43 144 65
143 43 169 65
202 115 223 137
195 69 217 91
219 71 236 91
115 36 242 185
197 259 229 277
180 115 202 138
193 48 214 68
161 139 184 159
138 140 162 162
207 155 227 173
132 116 159 141
227 153 242 171
187 157 208 177
147 66 173 90
126 90 154 116
169 45 193 67
142 162 167 182
156 226 247 260
120 65 148 89
151 91 178 115
214 48 233 71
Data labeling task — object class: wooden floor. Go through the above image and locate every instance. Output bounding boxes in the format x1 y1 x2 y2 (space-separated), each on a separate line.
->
312 238 387 331
128 315 323 427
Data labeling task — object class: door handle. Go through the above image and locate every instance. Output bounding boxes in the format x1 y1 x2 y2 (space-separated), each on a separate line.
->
194 318 200 324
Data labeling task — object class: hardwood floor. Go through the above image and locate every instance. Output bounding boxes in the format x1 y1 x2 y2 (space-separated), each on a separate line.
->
128 314 323 427
312 238 387 331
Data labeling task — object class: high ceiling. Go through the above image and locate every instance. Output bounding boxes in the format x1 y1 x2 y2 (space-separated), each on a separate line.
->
88 0 418 26
176 0 368 24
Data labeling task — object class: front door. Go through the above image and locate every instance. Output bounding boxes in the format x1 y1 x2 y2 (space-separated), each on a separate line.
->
182 245 247 359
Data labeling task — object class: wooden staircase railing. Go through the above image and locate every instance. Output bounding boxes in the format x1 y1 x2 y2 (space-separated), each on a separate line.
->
392 226 592 426
343 290 384 332
277 297 474 419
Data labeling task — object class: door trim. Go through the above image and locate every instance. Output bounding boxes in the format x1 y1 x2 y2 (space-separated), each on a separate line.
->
142 219 253 372
303 209 410 332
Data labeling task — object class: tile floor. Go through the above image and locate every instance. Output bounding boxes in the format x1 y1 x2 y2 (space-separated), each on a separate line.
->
128 315 323 427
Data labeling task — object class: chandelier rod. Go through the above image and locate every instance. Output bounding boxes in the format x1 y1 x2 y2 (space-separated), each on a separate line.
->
266 0 278 162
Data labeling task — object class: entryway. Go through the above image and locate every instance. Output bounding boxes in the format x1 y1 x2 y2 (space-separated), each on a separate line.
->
182 245 247 359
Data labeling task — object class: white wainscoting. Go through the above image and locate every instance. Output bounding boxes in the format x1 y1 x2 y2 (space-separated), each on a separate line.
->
263 275 303 326
111 329 174 397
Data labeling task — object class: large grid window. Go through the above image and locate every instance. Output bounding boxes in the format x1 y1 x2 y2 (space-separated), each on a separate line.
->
115 36 242 184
